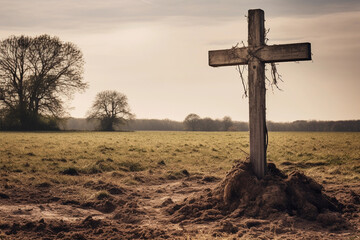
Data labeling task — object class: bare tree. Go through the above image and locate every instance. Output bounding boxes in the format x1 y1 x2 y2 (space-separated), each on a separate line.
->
0 35 87 130
222 116 234 131
184 113 201 131
87 90 134 131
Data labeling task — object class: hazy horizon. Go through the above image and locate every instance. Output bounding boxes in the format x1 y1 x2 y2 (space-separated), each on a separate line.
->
1 0 359 122
67 116 360 123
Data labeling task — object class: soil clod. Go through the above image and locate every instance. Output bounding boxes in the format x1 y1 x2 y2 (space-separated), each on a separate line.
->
0 192 9 199
60 167 79 176
168 162 344 225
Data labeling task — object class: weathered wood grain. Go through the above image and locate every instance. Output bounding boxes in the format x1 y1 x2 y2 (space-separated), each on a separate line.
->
258 43 311 63
209 43 311 67
209 47 248 67
248 9 267 179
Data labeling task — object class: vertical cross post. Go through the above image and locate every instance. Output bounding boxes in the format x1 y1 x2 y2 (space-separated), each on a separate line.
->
248 9 266 178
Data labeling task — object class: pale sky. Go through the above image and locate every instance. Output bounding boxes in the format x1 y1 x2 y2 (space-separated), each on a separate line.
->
1 0 359 122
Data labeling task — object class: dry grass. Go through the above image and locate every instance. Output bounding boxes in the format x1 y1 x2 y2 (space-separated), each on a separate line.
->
0 131 359 190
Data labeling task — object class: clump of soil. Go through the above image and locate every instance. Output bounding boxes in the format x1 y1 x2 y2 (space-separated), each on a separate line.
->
168 162 344 225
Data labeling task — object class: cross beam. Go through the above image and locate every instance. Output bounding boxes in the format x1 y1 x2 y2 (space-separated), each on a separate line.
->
209 43 311 66
208 9 311 178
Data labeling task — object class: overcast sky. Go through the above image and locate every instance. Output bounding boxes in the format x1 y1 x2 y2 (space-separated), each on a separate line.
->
1 0 359 122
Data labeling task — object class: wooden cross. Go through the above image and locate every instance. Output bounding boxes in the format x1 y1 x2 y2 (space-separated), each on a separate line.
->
208 9 311 178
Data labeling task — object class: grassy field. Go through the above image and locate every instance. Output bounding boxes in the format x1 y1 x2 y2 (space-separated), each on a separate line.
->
0 131 359 187
0 131 359 239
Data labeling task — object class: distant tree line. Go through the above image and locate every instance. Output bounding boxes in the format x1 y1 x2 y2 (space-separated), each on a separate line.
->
266 120 360 132
183 114 238 131
61 117 360 132
127 119 184 131
62 118 184 131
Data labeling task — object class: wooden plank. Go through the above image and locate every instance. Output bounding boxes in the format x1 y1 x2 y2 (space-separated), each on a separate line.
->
209 47 248 67
248 9 267 179
208 42 311 67
258 43 311 63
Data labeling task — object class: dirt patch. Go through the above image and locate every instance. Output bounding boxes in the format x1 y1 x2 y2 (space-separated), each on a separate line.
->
0 162 359 239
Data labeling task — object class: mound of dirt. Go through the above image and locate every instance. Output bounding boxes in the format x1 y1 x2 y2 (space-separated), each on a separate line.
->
168 162 344 225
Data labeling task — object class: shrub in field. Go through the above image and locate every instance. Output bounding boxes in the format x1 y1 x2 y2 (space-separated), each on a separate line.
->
61 167 79 176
